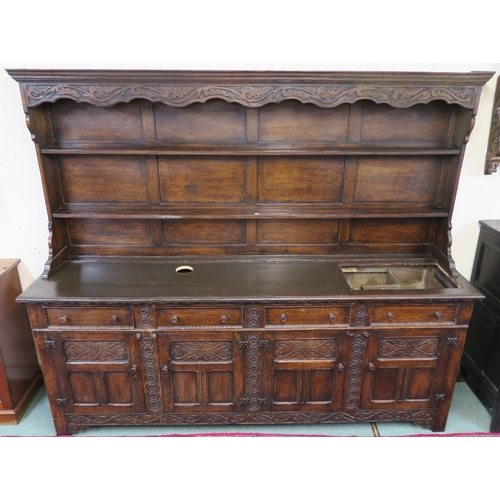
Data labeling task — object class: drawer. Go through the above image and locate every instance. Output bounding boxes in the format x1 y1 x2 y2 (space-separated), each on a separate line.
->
45 307 134 328
372 304 457 324
156 307 242 328
265 306 350 327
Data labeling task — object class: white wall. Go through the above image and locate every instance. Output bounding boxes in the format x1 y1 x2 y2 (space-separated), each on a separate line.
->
1 62 499 289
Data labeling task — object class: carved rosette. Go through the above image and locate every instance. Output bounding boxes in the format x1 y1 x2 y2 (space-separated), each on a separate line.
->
247 307 260 328
345 333 369 410
139 333 162 413
378 338 439 359
275 340 336 360
171 341 232 362
353 305 369 326
63 341 128 361
24 83 478 109
486 76 500 174
138 306 153 328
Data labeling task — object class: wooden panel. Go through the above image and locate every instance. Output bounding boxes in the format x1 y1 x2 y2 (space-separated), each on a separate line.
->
349 219 432 244
50 100 144 142
208 372 233 403
103 372 133 404
257 220 339 245
69 219 153 246
163 220 245 245
258 101 349 142
273 371 298 402
354 157 443 204
309 370 334 402
173 372 198 404
406 368 434 400
46 307 133 328
158 157 246 204
257 157 344 203
68 371 98 404
360 101 452 144
371 368 399 401
59 156 149 204
154 101 246 142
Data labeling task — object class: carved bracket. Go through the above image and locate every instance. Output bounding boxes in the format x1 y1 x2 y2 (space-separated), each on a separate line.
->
485 75 500 174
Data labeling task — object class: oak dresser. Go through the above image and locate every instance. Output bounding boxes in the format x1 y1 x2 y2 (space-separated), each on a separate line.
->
8 69 492 434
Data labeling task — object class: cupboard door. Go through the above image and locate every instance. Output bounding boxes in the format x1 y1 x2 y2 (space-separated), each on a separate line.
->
47 331 145 413
361 329 447 410
265 331 347 411
158 331 243 413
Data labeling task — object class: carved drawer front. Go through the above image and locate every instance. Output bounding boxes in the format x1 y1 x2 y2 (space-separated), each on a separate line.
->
265 306 350 327
372 304 456 325
45 307 134 328
156 307 242 328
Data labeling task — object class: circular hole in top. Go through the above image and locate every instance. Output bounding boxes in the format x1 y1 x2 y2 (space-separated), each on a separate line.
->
175 265 194 274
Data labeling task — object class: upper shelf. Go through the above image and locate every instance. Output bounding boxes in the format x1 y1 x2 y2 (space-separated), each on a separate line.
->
40 145 462 156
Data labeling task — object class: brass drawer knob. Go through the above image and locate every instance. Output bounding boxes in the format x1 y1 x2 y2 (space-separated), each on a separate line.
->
220 314 228 324
279 313 287 323
59 315 68 324
387 312 395 321
110 315 118 324
329 313 336 322
435 311 443 320
171 315 178 324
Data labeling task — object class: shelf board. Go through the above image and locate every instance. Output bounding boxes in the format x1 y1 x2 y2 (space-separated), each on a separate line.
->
41 144 461 156
52 205 449 220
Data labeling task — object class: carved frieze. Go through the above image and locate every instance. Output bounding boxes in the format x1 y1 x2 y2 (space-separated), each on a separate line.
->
23 83 479 109
171 341 232 362
485 76 500 174
63 341 128 361
378 338 439 359
275 340 336 360
67 408 435 429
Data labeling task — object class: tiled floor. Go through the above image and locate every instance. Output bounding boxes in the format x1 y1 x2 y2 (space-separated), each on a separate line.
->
0 381 493 437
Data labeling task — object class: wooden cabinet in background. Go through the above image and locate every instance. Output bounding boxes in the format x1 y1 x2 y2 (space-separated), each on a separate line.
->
461 220 500 432
8 69 493 434
0 259 42 424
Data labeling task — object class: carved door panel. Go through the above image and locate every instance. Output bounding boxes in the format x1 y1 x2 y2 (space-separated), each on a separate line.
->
158 331 243 413
263 331 347 411
46 331 145 413
360 329 448 410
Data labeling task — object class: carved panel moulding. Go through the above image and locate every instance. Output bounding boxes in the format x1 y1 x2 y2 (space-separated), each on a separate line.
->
485 75 500 174
63 341 128 362
19 83 480 109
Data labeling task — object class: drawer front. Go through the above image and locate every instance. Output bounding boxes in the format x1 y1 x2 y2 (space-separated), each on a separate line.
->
156 307 242 328
45 307 134 328
265 306 350 327
372 304 457 325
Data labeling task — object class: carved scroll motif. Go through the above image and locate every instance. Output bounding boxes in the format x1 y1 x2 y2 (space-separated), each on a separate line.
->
171 341 232 362
140 333 162 413
485 76 500 174
63 341 127 361
344 333 369 410
243 335 263 410
275 340 336 360
378 338 439 359
25 84 478 109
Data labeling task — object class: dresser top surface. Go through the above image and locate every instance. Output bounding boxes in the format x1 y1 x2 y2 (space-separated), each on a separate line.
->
17 259 480 303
